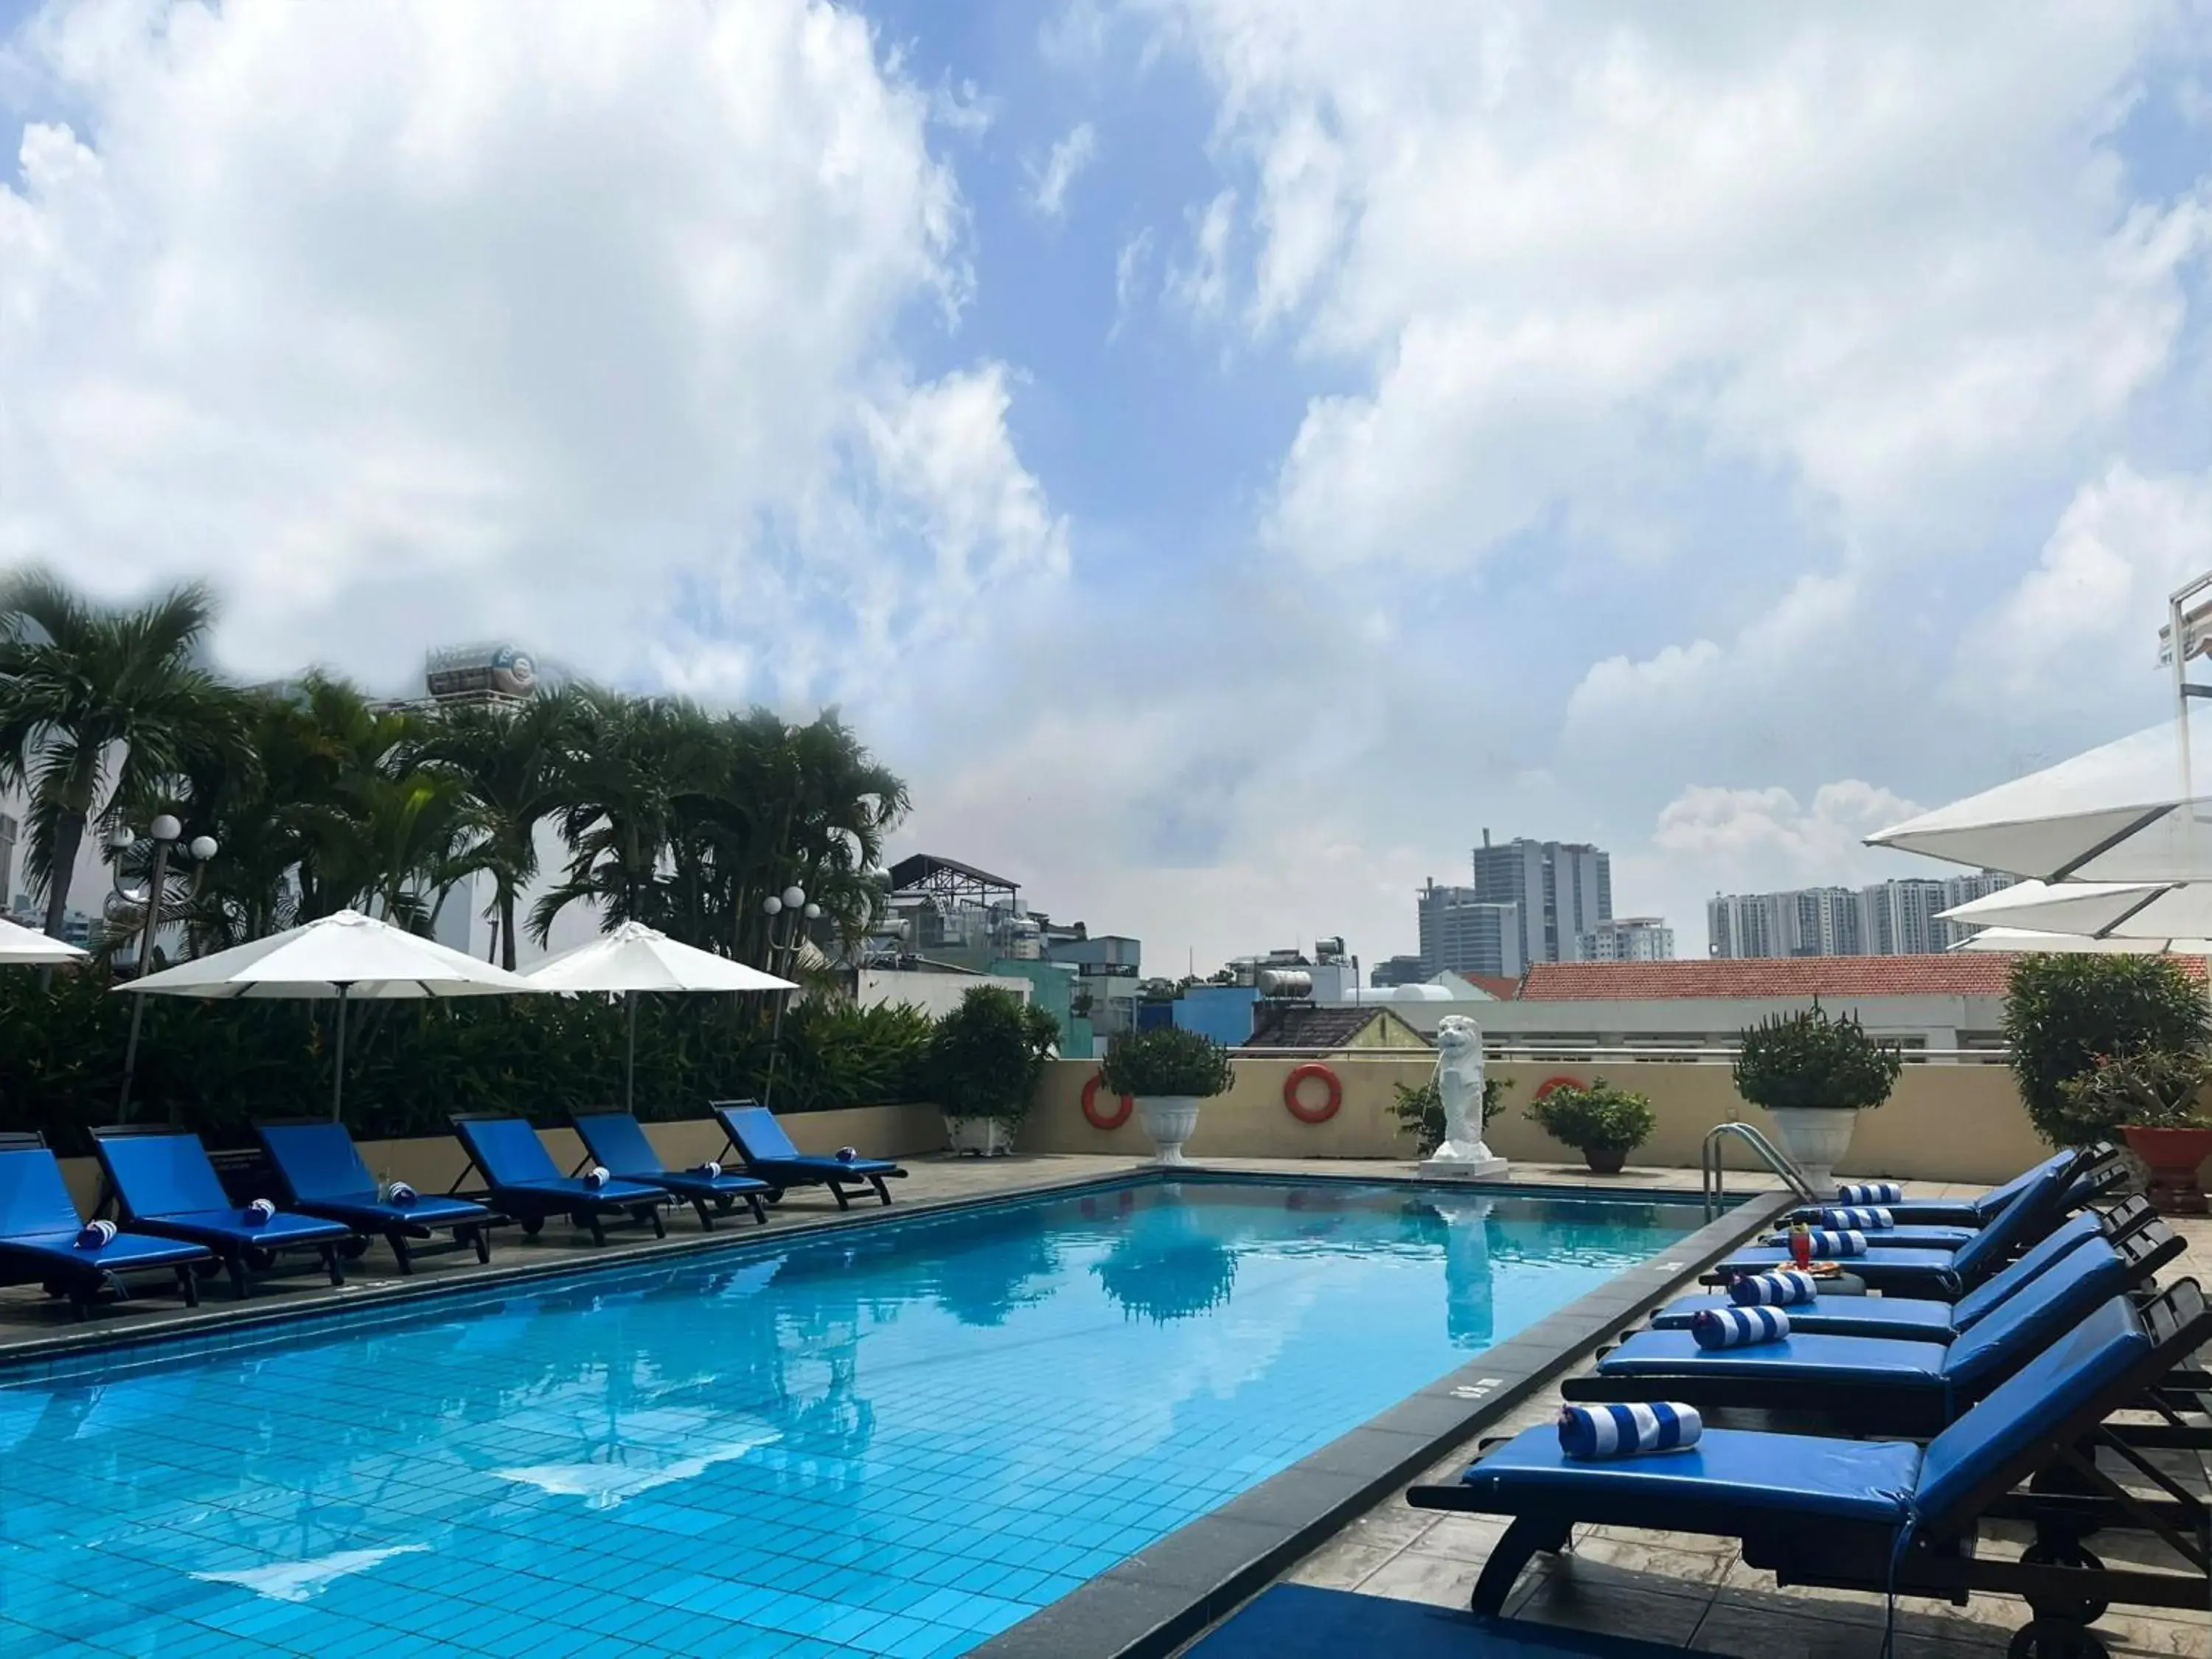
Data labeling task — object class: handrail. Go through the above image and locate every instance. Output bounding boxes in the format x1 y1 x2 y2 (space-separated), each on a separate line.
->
1222 1045 2008 1063
1702 1121 1818 1220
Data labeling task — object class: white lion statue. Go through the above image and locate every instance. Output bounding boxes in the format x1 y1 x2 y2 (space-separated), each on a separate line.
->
1430 1014 1495 1164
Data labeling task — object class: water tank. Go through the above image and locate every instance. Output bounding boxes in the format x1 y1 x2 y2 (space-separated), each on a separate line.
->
1256 968 1312 999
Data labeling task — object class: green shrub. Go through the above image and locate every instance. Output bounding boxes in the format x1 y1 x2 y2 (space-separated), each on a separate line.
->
2056 1048 2212 1135
0 969 933 1152
1099 1026 1236 1099
1525 1078 1656 1157
1391 1077 1510 1157
2003 955 2211 1147
925 986 1059 1124
1732 1001 1901 1113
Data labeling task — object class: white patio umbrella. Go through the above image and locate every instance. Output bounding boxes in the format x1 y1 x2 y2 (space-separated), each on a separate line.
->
0 915 88 964
1938 879 2212 942
119 908 540 1118
1948 926 2212 955
522 921 797 1113
1867 716 2212 881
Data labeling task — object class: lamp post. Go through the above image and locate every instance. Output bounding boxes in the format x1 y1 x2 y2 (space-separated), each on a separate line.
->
111 816 219 1119
760 884 818 1108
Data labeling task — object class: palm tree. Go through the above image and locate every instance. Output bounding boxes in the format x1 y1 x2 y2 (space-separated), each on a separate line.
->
420 691 578 967
0 571 240 939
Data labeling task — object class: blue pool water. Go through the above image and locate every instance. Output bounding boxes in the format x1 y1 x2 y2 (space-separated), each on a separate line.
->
0 1179 1697 1658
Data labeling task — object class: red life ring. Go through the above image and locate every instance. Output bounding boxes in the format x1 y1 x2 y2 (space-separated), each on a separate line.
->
1531 1074 1584 1102
1081 1074 1133 1131
1284 1062 1343 1124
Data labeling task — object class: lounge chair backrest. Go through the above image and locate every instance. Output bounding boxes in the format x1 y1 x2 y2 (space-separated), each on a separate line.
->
257 1121 377 1202
94 1132 232 1216
0 1144 88 1237
1943 1161 2070 1282
1939 1240 2127 1386
572 1113 660 1175
1950 1211 2099 1328
714 1102 800 1162
453 1117 561 1184
1970 1149 2073 1220
1913 1296 2147 1528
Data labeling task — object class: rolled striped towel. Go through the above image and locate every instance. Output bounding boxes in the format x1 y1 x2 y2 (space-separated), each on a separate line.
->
1806 1228 1866 1258
1837 1181 1902 1206
835 1147 858 1164
693 1161 722 1179
1691 1306 1791 1349
582 1166 611 1190
74 1220 116 1250
245 1198 276 1226
1729 1269 1818 1307
1557 1402 1702 1460
1820 1206 1893 1231
385 1181 417 1207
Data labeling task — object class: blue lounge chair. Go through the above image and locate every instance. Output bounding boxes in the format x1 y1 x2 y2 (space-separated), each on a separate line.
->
448 1115 667 1244
1183 1584 1686 1659
1712 1158 2075 1295
254 1120 494 1274
710 1100 907 1208
1562 1234 2160 1436
570 1111 770 1230
89 1127 352 1298
1411 1281 2211 1654
1649 1203 2177 1342
1786 1144 2118 1228
0 1133 214 1318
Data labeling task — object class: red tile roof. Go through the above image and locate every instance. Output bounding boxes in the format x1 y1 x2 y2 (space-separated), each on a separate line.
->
1518 956 2034 1001
1462 975 1525 1001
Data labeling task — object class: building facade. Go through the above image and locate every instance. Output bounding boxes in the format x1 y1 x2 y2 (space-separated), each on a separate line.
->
1471 832 1610 965
1709 874 2017 959
1370 953 1429 988
1416 880 1525 979
1576 916 1674 961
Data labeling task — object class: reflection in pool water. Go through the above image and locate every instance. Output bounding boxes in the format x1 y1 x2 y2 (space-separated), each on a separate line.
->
0 1179 1697 1658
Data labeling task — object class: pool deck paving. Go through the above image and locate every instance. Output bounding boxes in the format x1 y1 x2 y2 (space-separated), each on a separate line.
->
3 1151 2199 1659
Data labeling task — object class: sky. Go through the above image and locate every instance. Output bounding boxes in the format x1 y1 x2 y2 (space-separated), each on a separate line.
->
5 0 2212 971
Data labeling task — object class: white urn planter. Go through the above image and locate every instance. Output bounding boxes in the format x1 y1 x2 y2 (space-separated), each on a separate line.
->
1764 1107 1860 1194
945 1116 1017 1157
1136 1096 1201 1166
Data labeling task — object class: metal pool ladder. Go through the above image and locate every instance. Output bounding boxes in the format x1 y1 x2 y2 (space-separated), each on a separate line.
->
1702 1121 1818 1220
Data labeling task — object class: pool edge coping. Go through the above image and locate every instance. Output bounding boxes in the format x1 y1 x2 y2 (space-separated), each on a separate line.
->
968 1185 1798 1659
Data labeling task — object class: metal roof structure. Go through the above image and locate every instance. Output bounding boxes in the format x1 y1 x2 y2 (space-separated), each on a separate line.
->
886 855 1020 908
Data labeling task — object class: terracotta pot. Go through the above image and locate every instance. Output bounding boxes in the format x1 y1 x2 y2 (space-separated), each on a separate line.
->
1583 1147 1627 1175
2121 1124 2212 1216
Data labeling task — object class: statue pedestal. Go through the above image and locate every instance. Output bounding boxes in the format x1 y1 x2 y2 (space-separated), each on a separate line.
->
1419 1154 1508 1181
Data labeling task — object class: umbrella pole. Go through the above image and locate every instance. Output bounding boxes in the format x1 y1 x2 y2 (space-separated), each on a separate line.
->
625 990 637 1115
332 983 351 1122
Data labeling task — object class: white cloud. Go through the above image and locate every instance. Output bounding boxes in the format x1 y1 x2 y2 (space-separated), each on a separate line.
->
1110 226 1153 337
0 0 1055 704
1168 189 1237 320
1653 781 1922 874
1133 1 2208 572
1026 121 1098 218
1955 461 2212 707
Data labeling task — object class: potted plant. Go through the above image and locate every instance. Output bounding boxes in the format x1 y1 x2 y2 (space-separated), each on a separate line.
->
1524 1079 1655 1175
926 986 1060 1156
2002 953 2210 1147
1097 1026 1236 1164
2059 1048 2212 1214
1732 1001 1902 1192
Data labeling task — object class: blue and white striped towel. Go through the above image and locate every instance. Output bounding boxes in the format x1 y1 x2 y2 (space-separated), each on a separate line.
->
74 1220 116 1250
244 1198 276 1225
1805 1228 1866 1258
1691 1306 1791 1349
1730 1269 1818 1307
385 1180 417 1206
694 1161 723 1179
835 1147 859 1164
1836 1181 1902 1206
1557 1402 1703 1460
1819 1206 1894 1231
582 1166 611 1190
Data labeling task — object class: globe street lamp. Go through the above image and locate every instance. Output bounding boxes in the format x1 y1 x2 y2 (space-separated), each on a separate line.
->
761 884 817 1109
111 816 219 1119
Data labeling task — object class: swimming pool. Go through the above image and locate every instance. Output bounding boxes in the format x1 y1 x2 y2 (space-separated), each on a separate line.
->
0 1178 1700 1658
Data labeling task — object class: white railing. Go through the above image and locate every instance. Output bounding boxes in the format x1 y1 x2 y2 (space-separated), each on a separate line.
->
1225 1044 2010 1064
